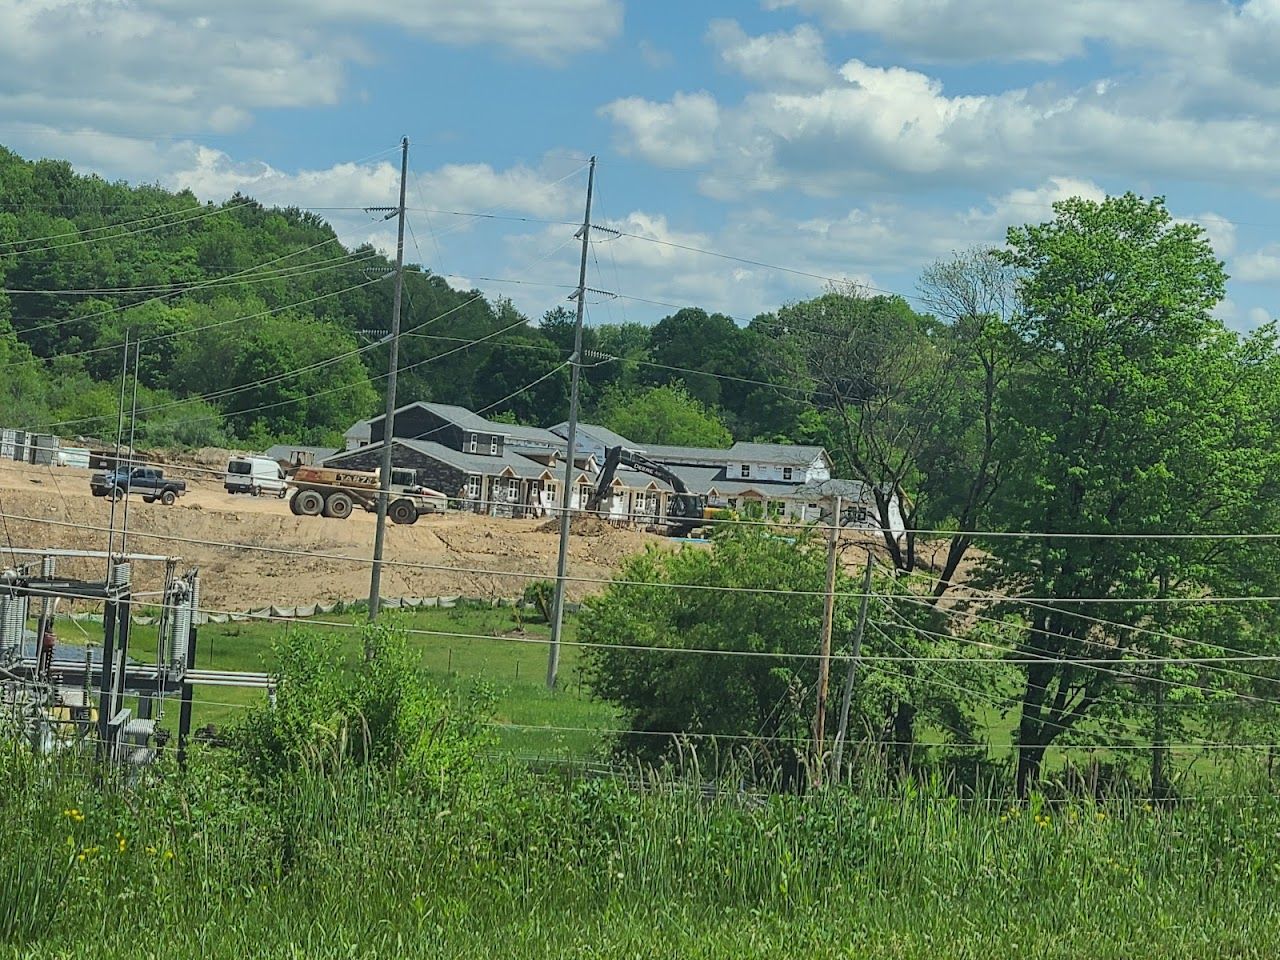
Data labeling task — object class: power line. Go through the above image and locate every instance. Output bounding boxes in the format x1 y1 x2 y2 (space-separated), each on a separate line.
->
0 198 261 260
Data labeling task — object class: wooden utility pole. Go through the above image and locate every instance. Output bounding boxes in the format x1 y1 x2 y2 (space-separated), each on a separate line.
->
813 495 842 782
368 136 409 622
832 551 873 781
547 156 596 690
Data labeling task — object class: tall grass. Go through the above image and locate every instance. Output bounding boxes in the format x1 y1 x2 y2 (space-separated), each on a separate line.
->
5 740 1280 959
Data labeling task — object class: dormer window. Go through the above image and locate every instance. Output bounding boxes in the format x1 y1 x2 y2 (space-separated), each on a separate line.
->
741 464 750 478
468 434 478 453
783 467 792 481
490 437 499 455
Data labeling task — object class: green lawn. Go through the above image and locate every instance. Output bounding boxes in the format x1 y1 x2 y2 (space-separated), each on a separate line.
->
54 605 620 762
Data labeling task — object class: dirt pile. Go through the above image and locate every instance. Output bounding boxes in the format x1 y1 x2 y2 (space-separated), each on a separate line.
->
0 459 662 612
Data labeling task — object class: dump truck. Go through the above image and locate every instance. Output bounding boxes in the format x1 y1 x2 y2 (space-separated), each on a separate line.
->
284 465 446 524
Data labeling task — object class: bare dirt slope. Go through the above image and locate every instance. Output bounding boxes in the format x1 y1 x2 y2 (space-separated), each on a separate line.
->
0 459 661 612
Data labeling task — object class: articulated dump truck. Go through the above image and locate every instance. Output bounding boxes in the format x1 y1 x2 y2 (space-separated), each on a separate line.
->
285 465 447 525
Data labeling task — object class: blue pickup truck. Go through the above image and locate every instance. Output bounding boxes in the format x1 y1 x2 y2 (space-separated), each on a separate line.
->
89 466 187 505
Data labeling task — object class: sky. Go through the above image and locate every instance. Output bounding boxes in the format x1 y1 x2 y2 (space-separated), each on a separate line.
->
3 0 1280 331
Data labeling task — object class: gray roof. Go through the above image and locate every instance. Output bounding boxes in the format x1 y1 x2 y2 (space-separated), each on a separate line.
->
329 439 555 481
665 464 804 498
497 422 563 446
728 442 828 466
551 422 638 451
366 402 563 446
639 443 732 466
263 445 337 463
612 467 673 493
344 419 372 439
791 478 877 500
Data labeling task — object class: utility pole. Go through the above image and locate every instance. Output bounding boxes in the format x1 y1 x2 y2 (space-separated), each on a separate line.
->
813 494 842 783
832 551 873 782
546 156 596 690
368 136 410 622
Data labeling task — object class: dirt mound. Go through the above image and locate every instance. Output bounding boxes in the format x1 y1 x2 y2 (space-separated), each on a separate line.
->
535 515 617 537
0 458 661 612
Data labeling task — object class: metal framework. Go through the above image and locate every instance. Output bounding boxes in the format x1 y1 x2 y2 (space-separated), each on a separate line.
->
0 549 204 767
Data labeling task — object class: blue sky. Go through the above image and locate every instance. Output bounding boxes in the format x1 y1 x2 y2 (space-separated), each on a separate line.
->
3 0 1280 330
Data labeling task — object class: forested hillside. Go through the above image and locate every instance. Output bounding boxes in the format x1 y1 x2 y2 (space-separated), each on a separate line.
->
0 146 818 450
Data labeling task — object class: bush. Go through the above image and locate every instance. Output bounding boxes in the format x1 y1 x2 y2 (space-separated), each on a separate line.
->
230 622 496 784
521 580 556 622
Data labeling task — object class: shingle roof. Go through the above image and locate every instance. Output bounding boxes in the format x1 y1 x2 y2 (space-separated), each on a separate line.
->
327 438 554 480
551 422 638 451
790 478 874 499
665 464 803 498
344 419 372 439
497 422 563 446
728 442 828 465
366 402 563 446
639 443 731 466
263 445 337 463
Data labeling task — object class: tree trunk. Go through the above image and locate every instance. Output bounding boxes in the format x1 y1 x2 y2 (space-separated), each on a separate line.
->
1015 656 1055 797
890 698 917 775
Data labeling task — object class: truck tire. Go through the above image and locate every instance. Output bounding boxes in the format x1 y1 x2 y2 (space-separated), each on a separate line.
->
250 485 261 497
160 489 177 506
277 486 288 499
323 491 354 520
110 487 124 502
389 499 418 525
143 497 155 504
288 492 303 515
295 490 324 517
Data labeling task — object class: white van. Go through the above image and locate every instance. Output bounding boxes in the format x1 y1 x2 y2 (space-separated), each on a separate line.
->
225 456 287 497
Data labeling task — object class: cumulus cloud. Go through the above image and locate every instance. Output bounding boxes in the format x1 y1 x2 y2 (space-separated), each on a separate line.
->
156 147 585 258
0 0 345 136
763 0 1216 65
1233 245 1280 284
609 56 1280 198
147 0 623 62
601 92 721 167
707 19 834 89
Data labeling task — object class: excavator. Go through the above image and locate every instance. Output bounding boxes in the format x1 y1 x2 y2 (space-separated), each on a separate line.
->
586 446 708 537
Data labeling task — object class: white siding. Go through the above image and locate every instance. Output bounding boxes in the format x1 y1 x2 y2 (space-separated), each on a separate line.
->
725 455 829 484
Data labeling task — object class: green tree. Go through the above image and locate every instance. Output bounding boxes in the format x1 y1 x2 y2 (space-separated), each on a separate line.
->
989 194 1280 794
596 383 733 447
581 526 985 778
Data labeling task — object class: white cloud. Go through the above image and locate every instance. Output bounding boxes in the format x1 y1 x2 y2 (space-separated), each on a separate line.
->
0 1 346 136
763 0 1208 64
1234 244 1280 283
610 56 1280 198
155 147 584 258
147 0 623 62
707 19 834 89
1249 306 1273 326
601 92 721 167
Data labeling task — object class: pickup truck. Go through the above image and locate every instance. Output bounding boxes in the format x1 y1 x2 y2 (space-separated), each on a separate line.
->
89 466 187 505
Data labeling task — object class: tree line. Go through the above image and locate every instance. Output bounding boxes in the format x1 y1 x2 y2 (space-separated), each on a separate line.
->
0 146 803 450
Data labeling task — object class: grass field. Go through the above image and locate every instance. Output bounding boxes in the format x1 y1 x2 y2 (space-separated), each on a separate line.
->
53 605 620 761
6 746 1280 959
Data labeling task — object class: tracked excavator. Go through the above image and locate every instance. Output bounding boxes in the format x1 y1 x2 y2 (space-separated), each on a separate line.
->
585 446 708 537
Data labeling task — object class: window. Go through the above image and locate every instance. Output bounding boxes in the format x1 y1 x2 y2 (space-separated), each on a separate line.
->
490 437 499 456
741 464 751 478
468 434 477 454
782 467 793 481
465 476 481 499
507 477 520 498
